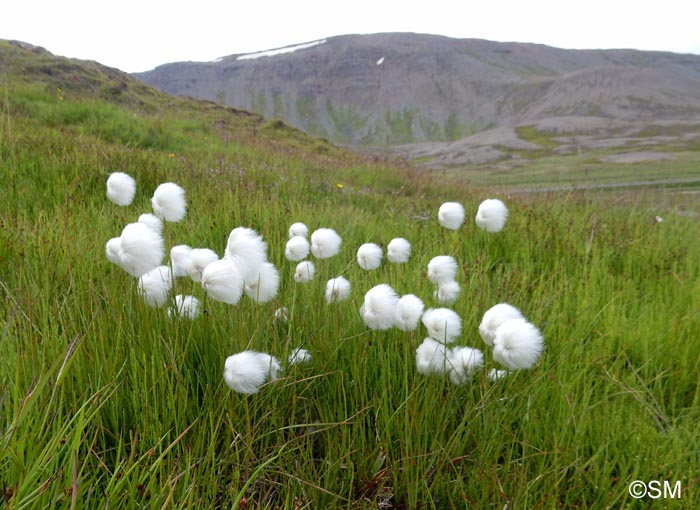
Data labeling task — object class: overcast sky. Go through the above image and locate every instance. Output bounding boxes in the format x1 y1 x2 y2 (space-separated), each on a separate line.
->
2 0 699 73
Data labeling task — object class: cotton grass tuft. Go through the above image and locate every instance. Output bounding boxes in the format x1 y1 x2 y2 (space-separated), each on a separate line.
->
415 338 448 375
427 256 458 285
151 182 187 222
285 236 310 261
137 265 173 308
447 346 484 385
438 202 465 230
106 172 136 206
387 238 411 263
475 198 508 233
325 276 351 303
479 303 525 346
310 228 342 259
361 284 399 330
118 222 165 277
223 351 280 394
434 280 460 305
492 318 544 370
394 294 425 331
201 259 244 304
288 222 309 238
169 294 201 320
422 307 462 343
244 262 280 303
188 248 219 282
357 243 383 270
294 261 316 283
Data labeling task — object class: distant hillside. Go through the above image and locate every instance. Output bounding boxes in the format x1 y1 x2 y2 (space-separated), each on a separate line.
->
134 33 700 148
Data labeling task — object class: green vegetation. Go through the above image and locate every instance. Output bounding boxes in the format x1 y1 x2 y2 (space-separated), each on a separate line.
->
1 40 699 509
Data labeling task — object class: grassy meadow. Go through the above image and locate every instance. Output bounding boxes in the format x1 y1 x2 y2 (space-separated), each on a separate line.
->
1 41 700 509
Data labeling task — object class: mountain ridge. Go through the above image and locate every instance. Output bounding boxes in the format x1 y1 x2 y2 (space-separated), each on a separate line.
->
134 32 700 151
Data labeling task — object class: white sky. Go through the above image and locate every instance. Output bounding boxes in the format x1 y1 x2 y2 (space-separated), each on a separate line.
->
2 0 699 73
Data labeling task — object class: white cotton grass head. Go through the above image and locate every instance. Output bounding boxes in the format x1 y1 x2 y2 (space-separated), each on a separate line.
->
288 222 309 239
387 238 411 263
106 172 136 206
415 337 448 375
492 318 544 370
427 255 458 285
105 237 123 266
188 248 219 282
357 243 383 270
294 260 316 283
288 347 312 366
434 280 460 305
438 201 465 230
225 227 268 283
422 307 462 344
478 303 525 347
360 284 399 330
285 236 310 261
118 222 165 277
169 294 201 320
488 368 509 382
394 294 425 332
223 351 280 394
310 228 342 259
274 306 289 324
138 213 162 234
201 259 244 305
447 346 484 385
151 182 186 222
325 276 351 303
137 265 173 308
475 198 508 233
244 262 280 303
169 244 193 277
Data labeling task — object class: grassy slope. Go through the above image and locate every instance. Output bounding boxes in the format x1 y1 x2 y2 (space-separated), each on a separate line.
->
1 41 699 509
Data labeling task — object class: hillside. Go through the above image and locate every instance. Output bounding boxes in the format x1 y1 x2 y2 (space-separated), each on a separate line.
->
135 32 700 150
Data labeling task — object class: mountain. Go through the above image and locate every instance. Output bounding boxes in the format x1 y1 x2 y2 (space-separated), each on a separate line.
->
134 32 700 152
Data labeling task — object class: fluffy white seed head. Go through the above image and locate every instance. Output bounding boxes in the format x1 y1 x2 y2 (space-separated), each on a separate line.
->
169 244 193 277
170 294 201 320
288 222 309 239
225 227 268 283
151 182 186 222
244 262 280 303
288 348 312 365
118 222 165 277
434 280 460 305
137 265 173 308
285 236 310 261
106 172 136 206
325 276 351 303
488 368 509 382
105 237 123 266
361 284 399 330
310 228 342 259
294 261 316 283
438 202 465 230
394 294 425 332
475 199 508 233
447 346 484 385
138 213 162 235
492 318 544 370
223 351 280 394
479 303 525 347
415 337 448 375
387 238 411 263
427 256 458 285
201 259 244 305
188 248 219 282
274 306 289 324
422 307 462 343
357 243 383 270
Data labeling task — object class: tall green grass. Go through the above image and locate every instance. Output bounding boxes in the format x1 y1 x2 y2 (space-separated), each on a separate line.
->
2 50 699 509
